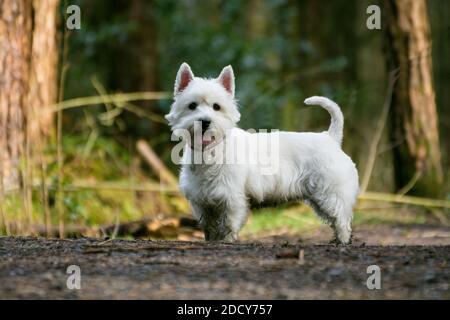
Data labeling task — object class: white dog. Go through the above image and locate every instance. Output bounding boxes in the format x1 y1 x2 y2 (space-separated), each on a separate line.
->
166 63 359 244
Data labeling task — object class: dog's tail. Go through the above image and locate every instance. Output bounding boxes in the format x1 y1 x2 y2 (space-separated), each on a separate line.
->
303 96 344 146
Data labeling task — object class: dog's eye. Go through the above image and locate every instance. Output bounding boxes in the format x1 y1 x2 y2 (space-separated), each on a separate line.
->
213 103 221 111
188 102 197 110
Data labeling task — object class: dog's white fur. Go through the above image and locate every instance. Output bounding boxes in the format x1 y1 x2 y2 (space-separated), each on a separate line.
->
166 63 359 244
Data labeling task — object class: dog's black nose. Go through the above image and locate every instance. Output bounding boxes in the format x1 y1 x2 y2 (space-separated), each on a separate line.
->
200 119 211 131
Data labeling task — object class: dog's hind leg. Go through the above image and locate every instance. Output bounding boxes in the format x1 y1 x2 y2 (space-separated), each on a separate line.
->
305 195 353 244
332 205 352 244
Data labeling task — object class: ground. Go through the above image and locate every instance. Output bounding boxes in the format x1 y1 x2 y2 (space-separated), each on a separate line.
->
0 223 449 299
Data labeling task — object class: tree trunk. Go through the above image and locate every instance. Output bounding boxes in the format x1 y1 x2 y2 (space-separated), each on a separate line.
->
0 0 32 189
385 0 443 196
0 0 59 190
28 0 59 140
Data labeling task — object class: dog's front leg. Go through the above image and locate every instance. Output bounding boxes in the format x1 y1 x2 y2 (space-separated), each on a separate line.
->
191 200 247 242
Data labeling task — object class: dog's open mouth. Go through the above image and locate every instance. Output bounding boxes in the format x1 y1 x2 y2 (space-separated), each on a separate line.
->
202 134 215 147
188 128 218 150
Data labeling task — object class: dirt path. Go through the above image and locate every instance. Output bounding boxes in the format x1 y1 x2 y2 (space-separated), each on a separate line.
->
0 233 449 299
252 224 450 246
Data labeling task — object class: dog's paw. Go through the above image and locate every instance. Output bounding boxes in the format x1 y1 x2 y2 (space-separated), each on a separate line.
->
328 238 340 246
328 236 352 246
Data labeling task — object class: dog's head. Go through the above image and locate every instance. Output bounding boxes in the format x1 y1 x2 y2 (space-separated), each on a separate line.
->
165 63 240 149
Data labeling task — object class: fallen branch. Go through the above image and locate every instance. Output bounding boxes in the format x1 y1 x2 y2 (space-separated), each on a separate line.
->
49 91 170 113
4 181 450 209
31 216 201 238
360 69 399 192
137 140 179 188
62 181 179 193
359 191 450 209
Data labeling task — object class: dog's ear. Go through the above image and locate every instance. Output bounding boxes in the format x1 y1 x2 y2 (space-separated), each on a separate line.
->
174 62 194 95
217 65 235 97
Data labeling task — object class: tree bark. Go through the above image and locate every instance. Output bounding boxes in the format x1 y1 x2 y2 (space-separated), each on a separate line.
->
28 0 59 139
0 0 32 189
0 0 59 189
385 0 443 196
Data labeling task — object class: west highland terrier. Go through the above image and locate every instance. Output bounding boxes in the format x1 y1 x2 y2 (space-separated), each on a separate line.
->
166 63 359 244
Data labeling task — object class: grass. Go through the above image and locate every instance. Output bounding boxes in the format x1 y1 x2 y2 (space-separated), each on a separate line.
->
242 206 321 237
0 133 181 235
1 132 448 237
242 203 448 239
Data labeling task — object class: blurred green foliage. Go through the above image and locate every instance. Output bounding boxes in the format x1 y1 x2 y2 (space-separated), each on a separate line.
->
63 0 449 150
9 0 443 235
3 0 450 237
64 0 393 178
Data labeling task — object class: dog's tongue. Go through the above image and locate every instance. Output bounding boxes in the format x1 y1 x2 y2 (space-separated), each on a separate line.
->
202 138 212 146
201 135 215 146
